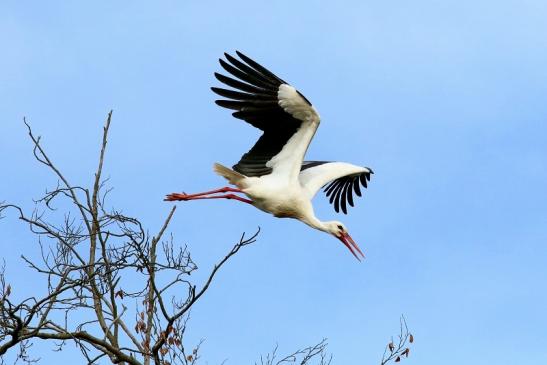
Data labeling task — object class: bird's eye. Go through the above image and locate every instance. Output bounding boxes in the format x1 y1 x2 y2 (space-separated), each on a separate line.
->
337 225 343 230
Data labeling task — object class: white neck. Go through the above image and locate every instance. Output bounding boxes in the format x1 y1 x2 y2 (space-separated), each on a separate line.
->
300 213 329 233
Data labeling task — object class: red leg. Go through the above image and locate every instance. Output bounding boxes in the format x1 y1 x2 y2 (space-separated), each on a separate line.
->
164 185 252 205
165 187 242 201
165 193 252 205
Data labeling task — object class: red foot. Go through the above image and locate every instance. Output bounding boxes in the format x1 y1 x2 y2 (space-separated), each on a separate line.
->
164 193 190 201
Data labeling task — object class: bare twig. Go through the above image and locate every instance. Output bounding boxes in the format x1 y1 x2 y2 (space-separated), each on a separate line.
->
256 339 332 365
380 315 414 365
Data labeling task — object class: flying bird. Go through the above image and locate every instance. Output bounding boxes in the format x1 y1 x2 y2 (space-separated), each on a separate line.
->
166 51 373 260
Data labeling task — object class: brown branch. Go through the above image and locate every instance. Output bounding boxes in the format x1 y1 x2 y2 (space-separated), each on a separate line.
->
87 111 116 347
31 330 141 365
1 114 263 365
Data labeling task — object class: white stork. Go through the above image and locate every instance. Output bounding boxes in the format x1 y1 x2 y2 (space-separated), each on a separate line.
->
166 51 373 260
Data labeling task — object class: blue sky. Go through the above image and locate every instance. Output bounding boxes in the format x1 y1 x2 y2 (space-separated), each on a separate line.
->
1 1 547 364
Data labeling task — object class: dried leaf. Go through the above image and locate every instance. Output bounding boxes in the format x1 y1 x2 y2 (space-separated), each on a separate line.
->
115 289 124 299
388 342 395 352
5 284 11 297
402 348 410 357
142 339 150 351
409 334 414 343
187 355 193 362
395 356 401 362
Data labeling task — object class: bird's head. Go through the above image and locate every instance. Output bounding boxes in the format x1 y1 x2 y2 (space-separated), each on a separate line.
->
324 221 365 261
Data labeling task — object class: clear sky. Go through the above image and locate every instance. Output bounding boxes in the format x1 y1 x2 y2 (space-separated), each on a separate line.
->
1 1 547 364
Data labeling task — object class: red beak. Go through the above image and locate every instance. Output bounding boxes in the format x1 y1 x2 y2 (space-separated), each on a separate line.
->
338 233 365 261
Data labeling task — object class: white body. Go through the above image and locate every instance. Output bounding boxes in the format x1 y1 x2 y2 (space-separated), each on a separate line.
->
215 84 371 230
241 163 368 218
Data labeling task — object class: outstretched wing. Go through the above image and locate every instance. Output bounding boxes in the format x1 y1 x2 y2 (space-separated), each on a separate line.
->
299 161 373 214
212 51 320 180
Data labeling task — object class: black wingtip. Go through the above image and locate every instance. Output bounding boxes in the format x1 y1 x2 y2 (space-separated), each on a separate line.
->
224 52 236 64
210 87 226 96
218 58 229 68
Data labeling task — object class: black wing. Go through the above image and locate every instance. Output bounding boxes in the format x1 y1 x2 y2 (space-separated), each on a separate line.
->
300 160 331 171
212 51 310 177
301 161 373 214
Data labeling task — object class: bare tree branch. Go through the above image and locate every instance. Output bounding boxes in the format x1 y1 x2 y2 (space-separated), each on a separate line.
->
0 114 258 365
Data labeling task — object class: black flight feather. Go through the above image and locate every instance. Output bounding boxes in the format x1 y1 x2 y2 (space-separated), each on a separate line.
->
224 53 279 86
213 52 309 177
307 167 373 214
219 59 277 91
236 51 287 84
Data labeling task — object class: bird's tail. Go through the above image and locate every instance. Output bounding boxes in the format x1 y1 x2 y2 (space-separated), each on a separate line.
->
213 163 246 187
